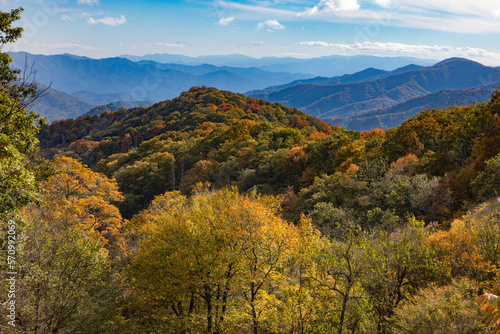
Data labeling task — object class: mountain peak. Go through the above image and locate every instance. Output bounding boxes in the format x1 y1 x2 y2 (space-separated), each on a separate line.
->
433 57 481 67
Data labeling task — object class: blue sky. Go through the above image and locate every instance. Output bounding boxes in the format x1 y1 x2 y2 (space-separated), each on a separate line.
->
5 0 500 65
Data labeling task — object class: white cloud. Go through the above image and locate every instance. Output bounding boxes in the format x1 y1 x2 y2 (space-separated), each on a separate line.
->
299 0 360 16
300 41 331 47
218 0 297 19
218 17 234 26
29 42 98 50
61 14 73 21
143 42 186 48
257 19 285 31
77 0 99 4
300 41 500 60
219 0 500 34
375 0 391 7
87 15 126 26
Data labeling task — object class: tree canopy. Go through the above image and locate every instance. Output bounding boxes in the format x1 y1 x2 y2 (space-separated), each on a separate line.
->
0 7 46 216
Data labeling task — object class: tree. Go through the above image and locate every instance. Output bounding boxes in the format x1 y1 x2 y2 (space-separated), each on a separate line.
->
0 8 46 216
364 218 442 333
42 157 125 258
12 157 125 333
471 153 500 202
310 227 373 334
393 279 486 334
129 188 245 333
234 192 299 334
128 187 300 333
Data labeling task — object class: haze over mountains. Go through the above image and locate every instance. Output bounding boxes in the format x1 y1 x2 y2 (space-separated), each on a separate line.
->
121 53 436 77
10 52 309 104
10 52 500 129
249 58 500 130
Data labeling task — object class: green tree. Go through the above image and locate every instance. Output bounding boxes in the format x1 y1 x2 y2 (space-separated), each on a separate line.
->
0 8 46 216
471 153 500 202
310 227 373 334
364 218 442 333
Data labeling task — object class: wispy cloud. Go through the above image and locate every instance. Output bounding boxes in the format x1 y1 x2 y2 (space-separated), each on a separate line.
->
218 0 500 34
257 19 285 31
61 14 73 21
87 15 126 26
299 0 360 16
29 42 98 50
218 0 297 19
299 41 500 60
143 42 186 47
77 0 99 5
300 41 331 47
218 17 234 26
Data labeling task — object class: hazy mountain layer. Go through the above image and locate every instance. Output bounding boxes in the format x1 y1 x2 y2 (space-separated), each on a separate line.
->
32 86 96 122
250 58 500 123
326 86 497 130
9 52 310 104
122 53 436 77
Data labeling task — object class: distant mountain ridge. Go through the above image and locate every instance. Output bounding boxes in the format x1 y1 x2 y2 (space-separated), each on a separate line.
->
32 85 96 122
13 52 499 130
121 53 436 77
247 64 424 96
9 52 311 104
30 85 152 122
84 101 152 117
327 87 497 130
249 58 500 129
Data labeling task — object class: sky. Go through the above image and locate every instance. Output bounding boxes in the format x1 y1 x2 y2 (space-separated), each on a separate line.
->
4 0 500 65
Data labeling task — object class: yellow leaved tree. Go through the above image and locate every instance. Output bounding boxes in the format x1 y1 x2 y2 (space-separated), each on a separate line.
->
14 157 126 333
127 186 300 333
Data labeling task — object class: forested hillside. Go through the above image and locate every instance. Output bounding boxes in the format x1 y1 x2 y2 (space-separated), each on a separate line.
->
40 86 500 224
2 82 498 333
4 6 500 334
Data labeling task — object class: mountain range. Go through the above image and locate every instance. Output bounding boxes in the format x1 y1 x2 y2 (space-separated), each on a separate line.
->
9 52 310 104
32 85 96 122
121 53 436 77
29 85 151 122
11 52 500 130
249 58 500 130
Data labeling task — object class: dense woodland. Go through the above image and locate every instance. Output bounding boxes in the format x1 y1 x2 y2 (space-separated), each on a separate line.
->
39 86 500 225
2 7 500 334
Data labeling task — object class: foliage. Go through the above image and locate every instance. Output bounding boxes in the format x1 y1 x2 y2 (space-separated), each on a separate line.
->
6 157 126 333
476 292 500 333
12 53 500 332
0 8 46 216
393 279 487 334
364 219 443 332
38 87 500 225
127 187 300 333
471 153 500 202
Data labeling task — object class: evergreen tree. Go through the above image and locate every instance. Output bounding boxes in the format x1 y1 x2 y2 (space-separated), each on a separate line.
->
0 8 46 216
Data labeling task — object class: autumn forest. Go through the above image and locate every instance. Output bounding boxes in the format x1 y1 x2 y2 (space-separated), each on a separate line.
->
2 7 500 334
